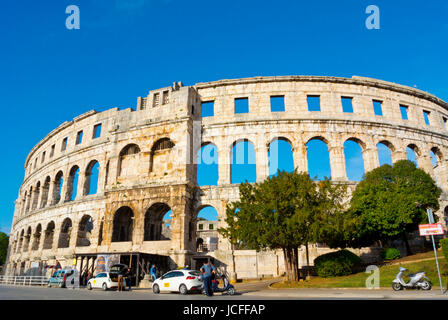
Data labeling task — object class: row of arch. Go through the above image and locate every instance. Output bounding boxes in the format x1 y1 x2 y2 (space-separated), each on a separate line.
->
197 137 444 184
12 204 219 255
19 160 100 217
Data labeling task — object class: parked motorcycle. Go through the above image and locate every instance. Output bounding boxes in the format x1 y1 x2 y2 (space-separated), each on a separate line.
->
200 273 236 295
392 267 431 291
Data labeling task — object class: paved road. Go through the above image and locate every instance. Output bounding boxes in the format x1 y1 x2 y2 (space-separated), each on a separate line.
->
1 282 448 300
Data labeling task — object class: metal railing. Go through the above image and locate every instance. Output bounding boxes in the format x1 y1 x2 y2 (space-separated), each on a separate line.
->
0 276 48 286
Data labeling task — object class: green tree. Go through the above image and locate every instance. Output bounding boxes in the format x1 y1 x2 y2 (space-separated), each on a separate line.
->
219 170 351 282
0 232 9 266
350 160 441 253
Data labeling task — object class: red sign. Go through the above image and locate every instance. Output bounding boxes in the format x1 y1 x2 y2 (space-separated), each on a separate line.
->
419 223 444 236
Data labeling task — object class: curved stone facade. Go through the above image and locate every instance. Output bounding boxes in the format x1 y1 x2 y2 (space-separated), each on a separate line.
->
5 76 448 278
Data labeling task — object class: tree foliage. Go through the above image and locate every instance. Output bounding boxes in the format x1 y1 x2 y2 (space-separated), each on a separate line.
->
350 160 441 247
0 232 9 266
219 170 351 281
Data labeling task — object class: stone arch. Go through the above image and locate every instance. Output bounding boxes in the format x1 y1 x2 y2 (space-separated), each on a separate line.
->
406 144 420 167
40 176 51 208
268 137 294 176
197 142 218 186
23 226 32 252
112 206 134 242
58 218 72 248
430 146 443 167
32 181 40 211
144 203 172 241
25 186 32 213
66 165 80 202
195 205 219 252
31 224 42 251
43 221 55 250
52 171 64 205
231 139 256 184
150 138 175 173
84 160 100 195
118 144 141 177
344 138 365 182
76 215 94 247
377 140 394 166
306 137 331 180
17 229 24 253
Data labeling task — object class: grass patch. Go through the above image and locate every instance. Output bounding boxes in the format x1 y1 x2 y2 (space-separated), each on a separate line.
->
272 251 447 289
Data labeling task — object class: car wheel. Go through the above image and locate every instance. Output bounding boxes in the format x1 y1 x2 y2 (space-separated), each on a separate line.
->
392 283 402 291
421 280 431 291
47 282 52 288
153 284 160 294
58 282 64 288
179 284 188 295
102 283 108 291
87 282 92 290
228 287 235 295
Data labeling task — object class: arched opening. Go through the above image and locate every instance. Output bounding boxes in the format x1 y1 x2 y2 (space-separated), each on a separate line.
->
76 215 94 247
17 230 24 253
84 160 100 195
118 144 141 177
31 224 42 251
53 171 63 204
344 139 365 181
430 147 443 168
23 227 32 252
196 206 219 252
58 218 72 248
32 182 40 211
66 166 80 201
43 221 55 250
231 139 256 184
268 138 294 177
40 176 51 208
26 187 32 213
150 138 175 173
406 145 419 167
377 141 393 166
306 137 331 180
112 206 134 242
98 220 104 246
21 191 27 216
197 143 218 186
144 203 172 241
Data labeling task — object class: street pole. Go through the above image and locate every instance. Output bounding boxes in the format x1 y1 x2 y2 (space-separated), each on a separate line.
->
427 208 444 294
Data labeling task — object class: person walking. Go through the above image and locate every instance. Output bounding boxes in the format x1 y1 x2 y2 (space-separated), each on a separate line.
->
200 260 216 297
125 268 132 291
150 264 157 282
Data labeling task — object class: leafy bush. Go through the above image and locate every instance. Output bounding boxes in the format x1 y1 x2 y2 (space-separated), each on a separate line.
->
440 238 448 261
314 250 362 278
380 248 401 261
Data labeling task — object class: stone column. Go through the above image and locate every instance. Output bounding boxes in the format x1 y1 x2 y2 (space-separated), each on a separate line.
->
47 178 56 206
52 222 62 251
329 145 347 181
293 144 308 174
76 171 86 199
69 222 79 249
362 147 380 173
256 144 269 183
418 155 435 179
392 149 407 163
218 140 231 185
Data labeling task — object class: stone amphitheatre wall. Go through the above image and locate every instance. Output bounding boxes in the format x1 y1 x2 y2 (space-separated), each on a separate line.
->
5 76 448 279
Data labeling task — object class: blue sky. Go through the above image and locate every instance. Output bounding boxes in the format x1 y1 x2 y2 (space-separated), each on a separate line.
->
1 0 448 233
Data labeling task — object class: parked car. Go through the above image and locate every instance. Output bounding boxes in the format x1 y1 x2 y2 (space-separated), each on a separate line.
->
48 268 75 288
152 269 203 295
87 272 127 291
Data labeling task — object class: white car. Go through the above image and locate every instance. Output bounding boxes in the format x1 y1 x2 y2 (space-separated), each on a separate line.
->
152 270 203 295
87 272 126 291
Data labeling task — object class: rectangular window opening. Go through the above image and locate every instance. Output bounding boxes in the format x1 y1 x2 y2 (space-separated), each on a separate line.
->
234 97 249 114
93 124 102 139
153 93 160 108
76 131 83 145
61 138 68 151
50 145 55 158
270 96 285 112
400 105 408 120
341 97 353 113
201 101 214 117
373 100 383 116
41 152 46 163
162 91 169 104
423 110 430 125
307 95 321 112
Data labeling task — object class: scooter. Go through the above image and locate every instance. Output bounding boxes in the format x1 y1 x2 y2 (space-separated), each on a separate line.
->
200 273 236 295
392 267 431 291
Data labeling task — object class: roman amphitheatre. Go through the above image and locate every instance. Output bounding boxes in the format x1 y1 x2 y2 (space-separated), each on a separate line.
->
4 75 448 283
